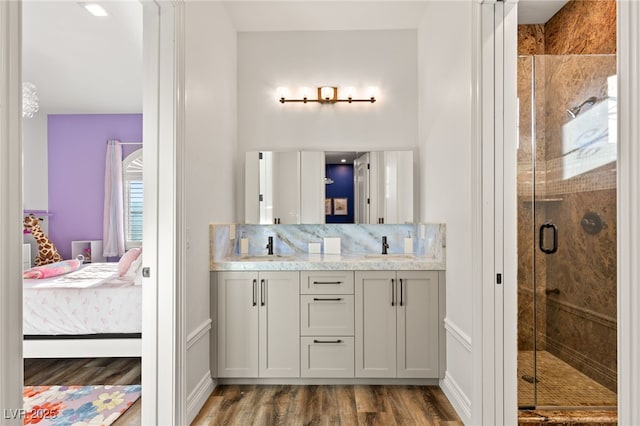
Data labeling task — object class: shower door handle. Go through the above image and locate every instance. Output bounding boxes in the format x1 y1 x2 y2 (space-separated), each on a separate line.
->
539 222 558 254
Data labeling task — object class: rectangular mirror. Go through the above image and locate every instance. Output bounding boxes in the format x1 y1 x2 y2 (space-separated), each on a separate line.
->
245 150 414 224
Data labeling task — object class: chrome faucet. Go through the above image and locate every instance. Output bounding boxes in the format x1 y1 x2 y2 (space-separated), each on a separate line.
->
266 236 274 255
381 236 389 255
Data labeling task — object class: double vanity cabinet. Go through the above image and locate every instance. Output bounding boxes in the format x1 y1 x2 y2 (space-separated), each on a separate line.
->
213 267 445 382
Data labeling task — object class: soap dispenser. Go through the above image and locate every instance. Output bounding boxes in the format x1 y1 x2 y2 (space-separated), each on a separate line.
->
240 233 249 255
404 232 413 255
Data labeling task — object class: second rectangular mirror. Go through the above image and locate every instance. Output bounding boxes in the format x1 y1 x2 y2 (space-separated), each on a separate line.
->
245 150 414 225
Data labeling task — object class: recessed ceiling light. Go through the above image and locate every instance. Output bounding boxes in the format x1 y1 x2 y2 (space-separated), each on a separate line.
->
81 3 109 17
340 159 347 163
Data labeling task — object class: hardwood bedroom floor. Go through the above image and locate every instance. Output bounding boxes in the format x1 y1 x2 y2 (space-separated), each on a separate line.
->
24 357 141 425
24 359 462 425
192 384 463 425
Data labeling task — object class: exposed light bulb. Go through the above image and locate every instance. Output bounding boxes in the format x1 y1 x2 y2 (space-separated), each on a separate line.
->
22 82 39 118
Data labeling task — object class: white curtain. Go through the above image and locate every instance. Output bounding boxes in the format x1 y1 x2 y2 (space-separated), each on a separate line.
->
103 140 125 257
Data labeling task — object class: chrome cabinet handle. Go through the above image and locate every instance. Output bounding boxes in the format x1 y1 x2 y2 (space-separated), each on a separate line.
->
260 279 265 306
252 279 257 306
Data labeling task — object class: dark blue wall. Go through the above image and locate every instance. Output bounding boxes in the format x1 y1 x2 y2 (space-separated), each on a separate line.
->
325 164 354 224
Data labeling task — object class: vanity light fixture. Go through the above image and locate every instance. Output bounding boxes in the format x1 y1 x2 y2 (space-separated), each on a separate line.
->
279 86 376 104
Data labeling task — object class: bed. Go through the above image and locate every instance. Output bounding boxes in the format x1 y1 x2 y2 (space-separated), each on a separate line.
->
23 262 142 358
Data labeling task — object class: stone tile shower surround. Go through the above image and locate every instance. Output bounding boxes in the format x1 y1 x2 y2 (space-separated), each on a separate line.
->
210 223 445 266
517 0 618 396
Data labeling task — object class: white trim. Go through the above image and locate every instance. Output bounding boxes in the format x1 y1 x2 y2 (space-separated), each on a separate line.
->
141 1 186 424
444 318 472 353
480 3 497 425
186 371 215 425
187 319 212 350
617 2 640 424
502 2 519 425
0 1 24 421
217 378 440 386
470 1 484 425
440 372 472 425
23 338 141 358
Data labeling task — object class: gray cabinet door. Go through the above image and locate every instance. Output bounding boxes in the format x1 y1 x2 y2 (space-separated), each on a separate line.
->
217 271 259 377
396 271 439 378
355 271 397 378
258 271 300 377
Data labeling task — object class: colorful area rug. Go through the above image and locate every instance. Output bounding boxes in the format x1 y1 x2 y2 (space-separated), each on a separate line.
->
22 385 141 426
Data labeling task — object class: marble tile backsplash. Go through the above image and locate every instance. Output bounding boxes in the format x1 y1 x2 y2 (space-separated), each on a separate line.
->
210 223 445 262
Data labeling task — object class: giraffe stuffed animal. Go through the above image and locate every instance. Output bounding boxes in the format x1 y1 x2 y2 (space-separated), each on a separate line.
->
23 215 63 266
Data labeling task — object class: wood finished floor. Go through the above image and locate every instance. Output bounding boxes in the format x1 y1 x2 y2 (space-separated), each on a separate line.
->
24 357 141 425
192 385 463 426
24 359 463 425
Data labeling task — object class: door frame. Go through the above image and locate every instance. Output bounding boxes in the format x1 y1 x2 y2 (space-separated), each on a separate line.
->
479 1 640 424
141 0 186 424
0 1 187 424
0 1 24 423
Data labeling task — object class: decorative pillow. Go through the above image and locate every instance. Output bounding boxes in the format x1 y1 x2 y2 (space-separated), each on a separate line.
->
23 259 82 279
118 248 142 277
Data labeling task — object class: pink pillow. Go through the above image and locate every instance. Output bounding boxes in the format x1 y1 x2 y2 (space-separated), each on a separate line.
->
118 248 142 277
23 259 82 279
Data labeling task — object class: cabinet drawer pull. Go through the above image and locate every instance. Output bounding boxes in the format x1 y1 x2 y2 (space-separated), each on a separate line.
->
391 278 395 306
260 279 266 306
399 278 404 306
252 279 257 306
312 281 343 285
313 339 343 344
313 297 343 301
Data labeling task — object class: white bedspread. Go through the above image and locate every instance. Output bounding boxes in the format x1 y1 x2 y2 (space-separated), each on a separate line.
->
32 262 120 288
23 263 142 335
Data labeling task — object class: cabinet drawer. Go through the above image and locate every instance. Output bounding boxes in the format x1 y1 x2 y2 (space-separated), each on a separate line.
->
301 337 354 378
300 295 354 336
300 271 354 294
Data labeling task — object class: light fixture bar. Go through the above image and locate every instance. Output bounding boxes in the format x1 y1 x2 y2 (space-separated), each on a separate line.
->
279 86 376 104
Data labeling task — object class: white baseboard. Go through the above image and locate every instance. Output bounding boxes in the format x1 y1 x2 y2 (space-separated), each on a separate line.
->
187 371 215 424
440 372 471 424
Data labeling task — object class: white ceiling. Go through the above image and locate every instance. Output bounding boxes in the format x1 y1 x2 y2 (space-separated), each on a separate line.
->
22 1 566 114
22 0 143 114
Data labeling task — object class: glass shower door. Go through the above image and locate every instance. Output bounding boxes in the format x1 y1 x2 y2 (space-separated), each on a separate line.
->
518 54 617 409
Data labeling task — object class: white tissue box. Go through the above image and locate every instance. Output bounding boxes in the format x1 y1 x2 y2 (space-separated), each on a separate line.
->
323 237 341 255
308 242 321 254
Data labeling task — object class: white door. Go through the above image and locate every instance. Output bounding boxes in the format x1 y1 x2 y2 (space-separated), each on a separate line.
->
354 153 370 224
396 271 439 378
258 271 300 377
272 151 300 224
217 272 259 377
355 271 396 377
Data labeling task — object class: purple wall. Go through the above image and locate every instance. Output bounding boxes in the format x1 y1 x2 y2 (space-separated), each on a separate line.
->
48 114 142 259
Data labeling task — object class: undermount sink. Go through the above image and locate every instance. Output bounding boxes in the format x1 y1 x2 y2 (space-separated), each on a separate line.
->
364 254 415 260
229 254 296 262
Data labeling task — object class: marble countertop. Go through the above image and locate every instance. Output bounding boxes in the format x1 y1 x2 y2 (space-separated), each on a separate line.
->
211 253 446 271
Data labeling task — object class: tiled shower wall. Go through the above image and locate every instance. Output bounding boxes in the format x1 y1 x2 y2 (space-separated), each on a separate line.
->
517 0 617 391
